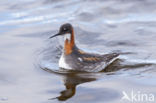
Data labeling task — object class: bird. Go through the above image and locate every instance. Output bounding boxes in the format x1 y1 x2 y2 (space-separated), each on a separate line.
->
50 23 119 72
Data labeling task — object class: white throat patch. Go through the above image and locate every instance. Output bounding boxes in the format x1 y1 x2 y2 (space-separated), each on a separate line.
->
64 33 71 41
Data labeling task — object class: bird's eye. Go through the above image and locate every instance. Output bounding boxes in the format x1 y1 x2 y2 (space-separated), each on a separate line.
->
63 27 67 31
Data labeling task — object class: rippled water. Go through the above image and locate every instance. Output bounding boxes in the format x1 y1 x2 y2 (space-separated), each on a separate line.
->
1 0 156 103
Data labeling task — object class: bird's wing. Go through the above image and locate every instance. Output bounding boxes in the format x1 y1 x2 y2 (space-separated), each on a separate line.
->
75 49 100 62
76 48 119 63
102 53 119 63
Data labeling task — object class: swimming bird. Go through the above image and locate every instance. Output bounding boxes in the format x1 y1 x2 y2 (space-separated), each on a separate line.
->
50 23 119 72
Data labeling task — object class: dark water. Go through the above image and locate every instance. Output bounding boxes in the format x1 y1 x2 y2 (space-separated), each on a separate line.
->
1 0 156 103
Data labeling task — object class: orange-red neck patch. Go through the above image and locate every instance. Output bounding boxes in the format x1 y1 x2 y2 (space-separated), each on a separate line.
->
64 29 75 55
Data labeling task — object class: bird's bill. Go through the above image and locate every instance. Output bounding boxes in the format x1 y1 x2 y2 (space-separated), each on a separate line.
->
49 33 61 38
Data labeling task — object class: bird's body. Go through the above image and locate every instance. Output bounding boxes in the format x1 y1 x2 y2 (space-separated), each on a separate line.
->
59 45 118 72
50 23 119 72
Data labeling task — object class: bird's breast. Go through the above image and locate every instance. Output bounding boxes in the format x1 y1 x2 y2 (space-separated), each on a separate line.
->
59 54 72 70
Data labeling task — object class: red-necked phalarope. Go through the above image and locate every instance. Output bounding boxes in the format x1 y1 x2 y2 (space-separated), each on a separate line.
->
50 23 119 72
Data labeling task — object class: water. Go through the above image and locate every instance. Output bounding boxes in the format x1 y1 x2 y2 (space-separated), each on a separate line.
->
1 0 156 103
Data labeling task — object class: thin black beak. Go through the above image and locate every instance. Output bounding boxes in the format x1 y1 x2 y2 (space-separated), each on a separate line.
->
49 33 61 39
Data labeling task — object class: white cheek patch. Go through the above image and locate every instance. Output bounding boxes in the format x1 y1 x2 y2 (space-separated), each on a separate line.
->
64 33 71 41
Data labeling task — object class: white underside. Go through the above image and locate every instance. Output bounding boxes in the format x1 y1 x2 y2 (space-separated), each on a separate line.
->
59 54 72 70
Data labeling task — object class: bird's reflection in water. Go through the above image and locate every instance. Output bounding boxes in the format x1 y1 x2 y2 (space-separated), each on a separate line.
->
43 68 100 101
42 58 155 101
57 73 97 101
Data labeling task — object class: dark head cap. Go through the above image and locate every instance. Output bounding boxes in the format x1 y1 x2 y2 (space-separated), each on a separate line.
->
50 23 73 38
